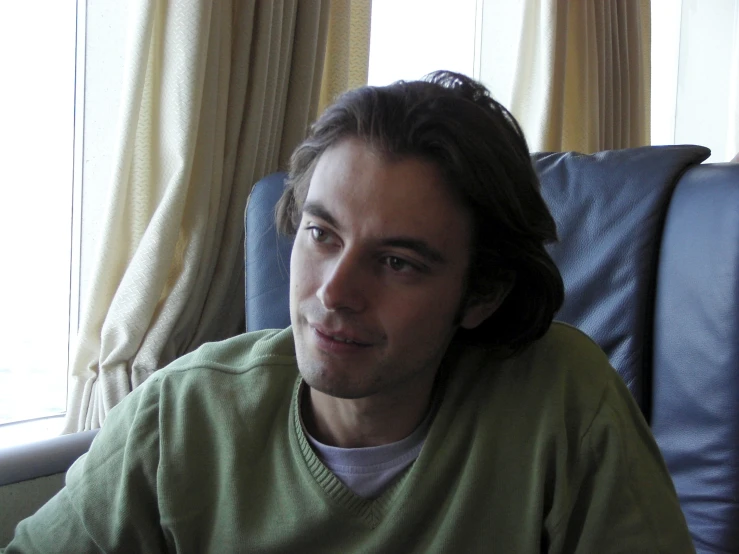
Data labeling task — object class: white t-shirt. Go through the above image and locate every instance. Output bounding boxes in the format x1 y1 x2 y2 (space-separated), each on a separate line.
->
303 408 432 499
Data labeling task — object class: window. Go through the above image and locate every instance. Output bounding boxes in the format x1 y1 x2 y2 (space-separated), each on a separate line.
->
652 0 739 161
650 0 682 148
370 0 739 160
0 1 82 445
367 0 479 86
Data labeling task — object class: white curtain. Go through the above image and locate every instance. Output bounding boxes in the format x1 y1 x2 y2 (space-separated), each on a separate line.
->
64 0 338 433
480 0 651 153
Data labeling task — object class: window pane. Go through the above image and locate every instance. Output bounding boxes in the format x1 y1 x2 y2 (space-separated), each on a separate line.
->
368 0 478 86
650 0 682 146
0 1 77 424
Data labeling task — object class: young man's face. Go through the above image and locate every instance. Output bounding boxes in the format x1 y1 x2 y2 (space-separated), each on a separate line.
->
289 137 490 403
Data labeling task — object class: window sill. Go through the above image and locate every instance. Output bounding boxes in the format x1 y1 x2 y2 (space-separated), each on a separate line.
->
0 423 98 487
0 416 65 450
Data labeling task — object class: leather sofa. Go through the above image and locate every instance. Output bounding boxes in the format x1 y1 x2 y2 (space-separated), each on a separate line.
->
1 145 736 552
245 145 739 553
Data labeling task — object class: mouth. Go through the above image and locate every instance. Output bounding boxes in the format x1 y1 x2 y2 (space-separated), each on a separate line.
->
310 324 373 351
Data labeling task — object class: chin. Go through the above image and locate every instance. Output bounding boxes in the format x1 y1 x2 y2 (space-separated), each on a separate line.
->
300 370 360 399
298 362 378 400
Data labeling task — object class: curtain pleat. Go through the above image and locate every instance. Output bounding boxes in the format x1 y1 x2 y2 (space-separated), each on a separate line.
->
63 0 364 433
507 0 650 153
318 0 372 114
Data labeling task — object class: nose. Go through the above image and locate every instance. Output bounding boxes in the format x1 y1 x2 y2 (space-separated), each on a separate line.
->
316 252 366 313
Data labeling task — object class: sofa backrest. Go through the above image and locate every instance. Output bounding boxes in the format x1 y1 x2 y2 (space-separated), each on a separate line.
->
245 171 292 332
533 145 710 412
650 162 739 552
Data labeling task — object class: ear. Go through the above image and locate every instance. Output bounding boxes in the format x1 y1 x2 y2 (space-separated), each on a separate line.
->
459 279 515 330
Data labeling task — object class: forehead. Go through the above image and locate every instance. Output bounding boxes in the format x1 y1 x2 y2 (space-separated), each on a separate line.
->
305 138 472 247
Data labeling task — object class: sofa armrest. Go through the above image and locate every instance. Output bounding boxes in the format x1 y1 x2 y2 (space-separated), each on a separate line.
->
0 430 98 487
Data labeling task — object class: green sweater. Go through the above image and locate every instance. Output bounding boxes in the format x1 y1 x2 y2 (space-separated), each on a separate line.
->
4 323 694 553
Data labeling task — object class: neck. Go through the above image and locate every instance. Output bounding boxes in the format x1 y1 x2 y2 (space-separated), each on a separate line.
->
302 378 438 448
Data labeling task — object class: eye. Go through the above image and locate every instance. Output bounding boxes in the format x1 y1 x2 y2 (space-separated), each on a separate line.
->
309 226 329 243
384 256 413 272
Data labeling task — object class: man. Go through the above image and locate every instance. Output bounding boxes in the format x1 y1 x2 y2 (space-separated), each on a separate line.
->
4 72 694 552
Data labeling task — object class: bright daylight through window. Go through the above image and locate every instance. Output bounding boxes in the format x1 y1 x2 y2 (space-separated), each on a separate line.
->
367 0 478 86
0 1 79 437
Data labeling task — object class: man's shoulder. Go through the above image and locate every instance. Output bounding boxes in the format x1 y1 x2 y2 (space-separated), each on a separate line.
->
130 327 299 413
448 321 624 431
534 321 612 372
517 320 620 405
504 322 637 439
458 321 614 386
101 327 299 447
162 326 297 378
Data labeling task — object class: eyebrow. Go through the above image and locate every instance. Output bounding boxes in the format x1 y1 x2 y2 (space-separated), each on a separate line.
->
378 237 446 265
302 201 341 230
302 201 447 265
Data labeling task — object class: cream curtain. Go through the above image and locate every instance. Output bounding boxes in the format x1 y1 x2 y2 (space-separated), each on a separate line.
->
483 0 651 153
318 0 372 113
65 0 371 433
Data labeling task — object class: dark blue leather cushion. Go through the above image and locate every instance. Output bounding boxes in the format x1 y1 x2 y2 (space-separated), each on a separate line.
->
533 146 710 410
244 172 292 331
651 163 739 553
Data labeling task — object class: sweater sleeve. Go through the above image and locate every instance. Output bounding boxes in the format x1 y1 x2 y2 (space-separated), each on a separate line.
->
546 376 696 554
3 376 168 554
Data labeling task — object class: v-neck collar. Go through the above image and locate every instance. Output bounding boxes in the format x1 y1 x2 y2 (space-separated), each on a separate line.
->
291 378 426 528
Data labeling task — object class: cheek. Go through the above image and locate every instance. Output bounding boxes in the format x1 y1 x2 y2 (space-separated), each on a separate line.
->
380 285 464 341
290 239 320 301
289 242 307 308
